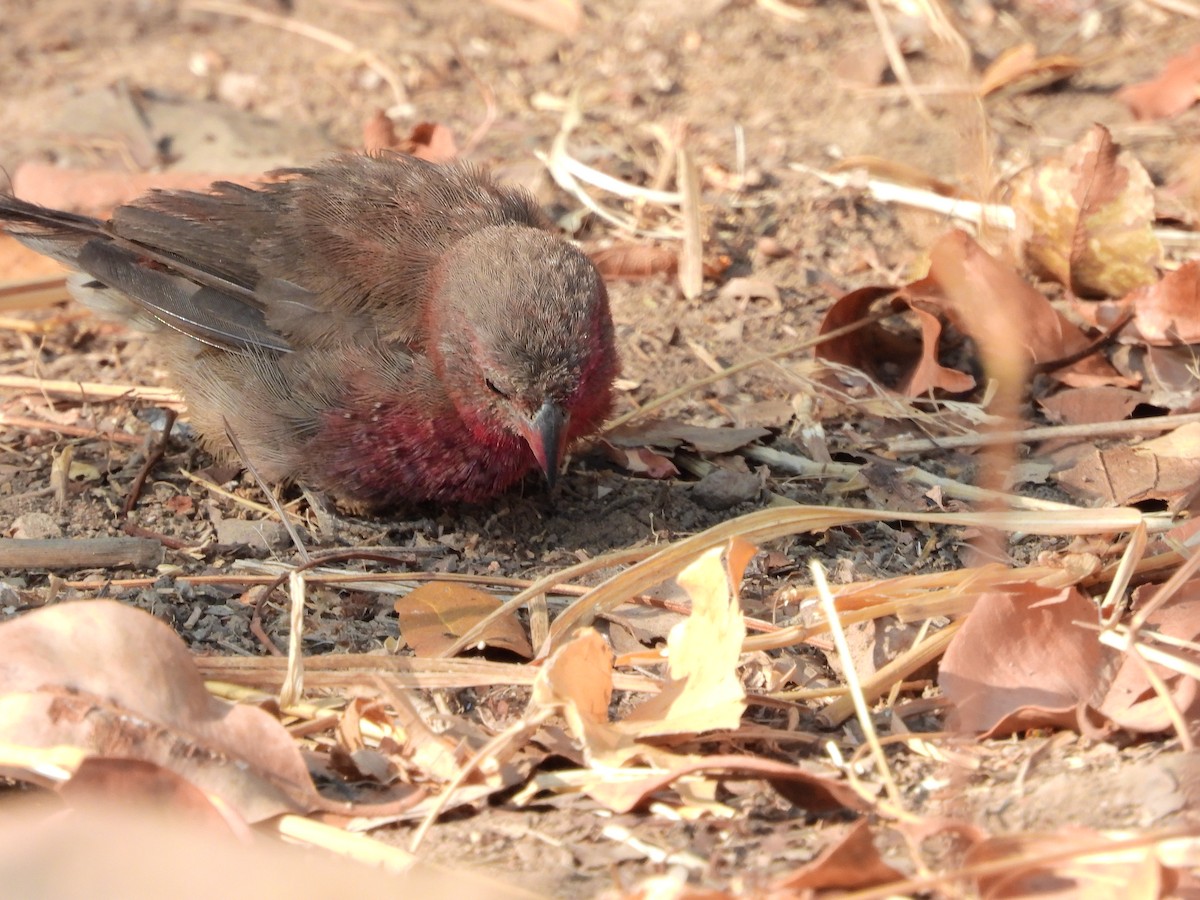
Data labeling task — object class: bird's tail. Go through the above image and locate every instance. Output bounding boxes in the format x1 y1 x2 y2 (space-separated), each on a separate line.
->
0 194 107 270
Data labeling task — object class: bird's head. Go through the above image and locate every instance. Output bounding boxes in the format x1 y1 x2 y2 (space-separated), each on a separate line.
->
428 226 617 486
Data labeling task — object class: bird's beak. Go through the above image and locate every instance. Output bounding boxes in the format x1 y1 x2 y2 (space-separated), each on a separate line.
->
520 400 569 489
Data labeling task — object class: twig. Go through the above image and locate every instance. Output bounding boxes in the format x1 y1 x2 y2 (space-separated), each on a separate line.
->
222 417 310 563
677 143 704 299
453 42 498 157
121 409 176 517
744 444 1088 512
179 468 306 525
0 374 184 405
880 411 1200 454
0 275 70 310
0 412 144 445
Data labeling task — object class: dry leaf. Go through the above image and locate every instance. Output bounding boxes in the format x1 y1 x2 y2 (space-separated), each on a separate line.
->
589 243 679 280
601 442 680 479
1117 43 1200 121
1099 586 1200 733
816 285 976 396
530 627 637 766
978 42 1080 96
587 754 863 816
621 540 752 736
606 418 771 454
1122 261 1200 346
967 829 1168 899
1011 124 1161 298
1053 422 1200 510
0 600 319 821
1038 387 1145 426
817 232 1123 398
939 584 1112 736
402 122 459 164
362 109 399 153
771 820 904 892
396 582 533 658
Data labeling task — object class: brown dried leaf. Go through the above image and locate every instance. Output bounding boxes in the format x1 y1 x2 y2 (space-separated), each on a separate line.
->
1011 125 1161 297
606 419 770 455
589 243 678 280
816 285 977 396
1038 386 1145 426
1123 260 1200 346
967 829 1167 899
588 754 864 816
1053 423 1200 510
600 442 680 479
1099 586 1200 733
1117 43 1200 121
60 758 251 835
531 542 754 764
0 601 318 821
531 627 639 766
395 582 533 658
922 229 1099 369
978 42 1080 96
771 820 904 892
939 583 1113 736
402 122 459 164
361 109 398 153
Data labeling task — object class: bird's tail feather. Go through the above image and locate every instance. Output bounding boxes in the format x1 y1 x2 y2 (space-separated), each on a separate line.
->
0 194 107 269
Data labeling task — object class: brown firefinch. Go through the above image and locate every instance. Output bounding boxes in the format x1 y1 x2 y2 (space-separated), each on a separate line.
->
0 154 619 506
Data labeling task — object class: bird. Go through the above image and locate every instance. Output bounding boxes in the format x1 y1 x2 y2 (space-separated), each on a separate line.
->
0 153 619 507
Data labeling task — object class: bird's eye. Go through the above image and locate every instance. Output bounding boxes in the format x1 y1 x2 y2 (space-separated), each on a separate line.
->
484 377 507 398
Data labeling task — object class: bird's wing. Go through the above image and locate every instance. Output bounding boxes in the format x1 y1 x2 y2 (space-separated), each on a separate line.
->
76 241 292 352
0 192 294 354
2 153 548 352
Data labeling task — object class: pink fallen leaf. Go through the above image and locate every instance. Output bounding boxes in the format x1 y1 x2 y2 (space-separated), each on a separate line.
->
1053 423 1200 510
939 584 1113 736
1117 43 1200 120
770 820 904 892
1099 585 1200 733
0 600 319 821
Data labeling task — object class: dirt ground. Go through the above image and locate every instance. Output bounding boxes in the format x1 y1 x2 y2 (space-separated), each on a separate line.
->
2 0 1199 895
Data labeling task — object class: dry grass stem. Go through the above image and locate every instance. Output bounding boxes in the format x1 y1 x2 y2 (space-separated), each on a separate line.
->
812 559 907 813
883 411 1200 454
745 444 1088 512
0 374 184 405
